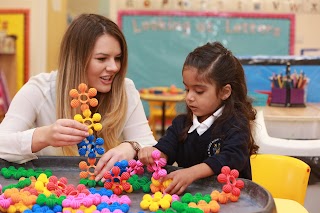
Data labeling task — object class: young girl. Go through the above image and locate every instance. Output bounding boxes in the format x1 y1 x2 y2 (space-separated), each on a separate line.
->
138 42 259 195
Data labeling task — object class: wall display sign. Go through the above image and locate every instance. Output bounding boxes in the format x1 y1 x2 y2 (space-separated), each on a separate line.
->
118 11 295 91
121 0 319 14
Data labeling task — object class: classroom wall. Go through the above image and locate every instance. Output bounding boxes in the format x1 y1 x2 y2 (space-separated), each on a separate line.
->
0 0 320 84
47 0 67 72
108 0 320 104
67 0 109 19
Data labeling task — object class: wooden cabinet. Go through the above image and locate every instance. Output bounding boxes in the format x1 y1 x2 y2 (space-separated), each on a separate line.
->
0 30 18 121
0 34 17 101
0 52 16 100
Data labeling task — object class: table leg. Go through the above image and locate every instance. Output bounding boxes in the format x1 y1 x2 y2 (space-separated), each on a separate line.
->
161 101 166 136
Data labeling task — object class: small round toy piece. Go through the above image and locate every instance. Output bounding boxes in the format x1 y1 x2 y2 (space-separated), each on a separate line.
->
162 179 172 188
171 194 180 202
140 199 151 210
149 202 159 212
229 193 240 202
218 192 228 204
159 198 171 209
210 190 220 201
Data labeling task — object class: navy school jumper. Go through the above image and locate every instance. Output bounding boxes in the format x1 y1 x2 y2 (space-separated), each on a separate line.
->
154 114 252 180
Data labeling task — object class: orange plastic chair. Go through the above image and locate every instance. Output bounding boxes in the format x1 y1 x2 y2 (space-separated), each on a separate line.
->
250 154 311 205
148 101 177 139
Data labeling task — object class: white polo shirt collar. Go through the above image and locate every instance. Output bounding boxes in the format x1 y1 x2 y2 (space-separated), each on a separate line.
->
188 106 224 136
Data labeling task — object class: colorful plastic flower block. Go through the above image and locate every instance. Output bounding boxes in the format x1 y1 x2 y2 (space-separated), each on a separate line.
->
127 174 151 193
46 175 90 197
114 160 129 174
127 159 144 175
78 135 105 159
74 109 102 135
149 177 173 193
101 194 131 205
79 158 97 180
147 150 167 180
69 83 98 111
188 200 220 213
0 166 52 180
140 191 173 212
36 193 65 209
217 166 244 197
103 166 132 195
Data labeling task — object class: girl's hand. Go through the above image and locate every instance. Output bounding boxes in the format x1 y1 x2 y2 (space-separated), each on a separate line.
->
138 146 159 166
164 168 196 195
32 119 89 152
94 142 136 181
164 163 213 195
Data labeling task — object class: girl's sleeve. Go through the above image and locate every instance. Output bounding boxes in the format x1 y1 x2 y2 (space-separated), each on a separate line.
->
122 79 157 147
203 127 250 175
0 82 45 163
154 116 182 165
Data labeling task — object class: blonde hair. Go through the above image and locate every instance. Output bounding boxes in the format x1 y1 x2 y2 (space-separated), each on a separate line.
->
56 14 128 156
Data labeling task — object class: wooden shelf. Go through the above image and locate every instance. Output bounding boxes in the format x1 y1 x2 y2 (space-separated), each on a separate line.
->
0 53 16 100
0 51 15 55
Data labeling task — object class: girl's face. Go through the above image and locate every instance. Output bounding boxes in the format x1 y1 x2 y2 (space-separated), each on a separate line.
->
183 67 223 123
87 34 122 93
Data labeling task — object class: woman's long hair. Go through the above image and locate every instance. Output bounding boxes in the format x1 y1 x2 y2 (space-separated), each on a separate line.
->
56 14 128 155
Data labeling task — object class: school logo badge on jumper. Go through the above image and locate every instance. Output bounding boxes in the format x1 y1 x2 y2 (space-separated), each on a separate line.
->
207 138 221 157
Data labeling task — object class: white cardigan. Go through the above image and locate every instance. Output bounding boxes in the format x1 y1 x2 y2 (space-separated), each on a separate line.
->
0 71 156 163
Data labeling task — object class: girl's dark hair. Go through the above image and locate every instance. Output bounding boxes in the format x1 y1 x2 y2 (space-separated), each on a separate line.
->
180 42 259 155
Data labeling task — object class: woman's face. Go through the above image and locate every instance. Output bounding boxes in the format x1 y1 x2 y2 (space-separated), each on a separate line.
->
87 34 122 93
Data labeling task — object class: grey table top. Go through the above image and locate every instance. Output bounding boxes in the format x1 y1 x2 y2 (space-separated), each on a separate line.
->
0 157 276 213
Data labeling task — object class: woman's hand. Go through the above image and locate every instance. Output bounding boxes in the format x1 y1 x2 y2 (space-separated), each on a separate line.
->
94 142 136 181
163 168 196 195
32 119 89 152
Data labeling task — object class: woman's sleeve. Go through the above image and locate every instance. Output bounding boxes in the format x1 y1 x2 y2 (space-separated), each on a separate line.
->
0 82 44 163
122 79 157 147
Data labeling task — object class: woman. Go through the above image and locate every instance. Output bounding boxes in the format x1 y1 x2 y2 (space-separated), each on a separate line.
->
0 14 157 180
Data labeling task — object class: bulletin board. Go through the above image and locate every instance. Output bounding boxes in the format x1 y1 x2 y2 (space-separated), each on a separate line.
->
0 10 29 91
118 11 295 91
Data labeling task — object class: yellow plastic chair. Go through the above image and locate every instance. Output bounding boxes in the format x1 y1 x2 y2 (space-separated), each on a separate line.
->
274 198 309 213
250 154 311 205
148 101 177 138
